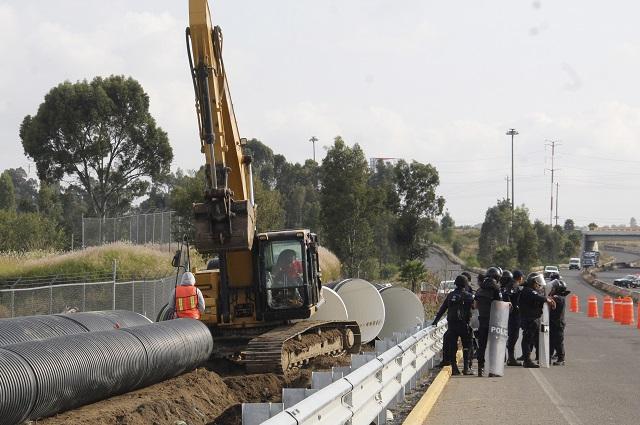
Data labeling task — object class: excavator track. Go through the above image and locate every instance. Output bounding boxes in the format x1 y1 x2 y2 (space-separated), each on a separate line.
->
242 320 361 374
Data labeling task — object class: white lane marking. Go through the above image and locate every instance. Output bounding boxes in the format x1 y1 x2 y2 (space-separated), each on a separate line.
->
530 369 583 425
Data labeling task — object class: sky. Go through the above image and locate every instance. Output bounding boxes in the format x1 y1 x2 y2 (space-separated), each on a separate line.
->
1 0 639 226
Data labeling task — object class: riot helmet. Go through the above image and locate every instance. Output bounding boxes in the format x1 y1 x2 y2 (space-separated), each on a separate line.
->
525 272 545 289
499 270 513 287
485 267 502 281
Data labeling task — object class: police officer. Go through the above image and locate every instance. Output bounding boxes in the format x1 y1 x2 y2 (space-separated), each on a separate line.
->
500 270 522 366
549 279 569 366
474 267 502 377
433 275 475 375
461 271 476 370
519 273 556 368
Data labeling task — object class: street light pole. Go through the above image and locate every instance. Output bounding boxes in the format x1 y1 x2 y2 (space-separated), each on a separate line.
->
506 128 518 220
309 136 318 162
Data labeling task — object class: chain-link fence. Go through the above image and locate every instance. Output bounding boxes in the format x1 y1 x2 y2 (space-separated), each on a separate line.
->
0 275 175 321
82 211 175 249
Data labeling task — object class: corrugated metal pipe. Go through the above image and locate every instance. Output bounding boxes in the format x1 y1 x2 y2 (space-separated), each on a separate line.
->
0 310 152 347
0 319 213 424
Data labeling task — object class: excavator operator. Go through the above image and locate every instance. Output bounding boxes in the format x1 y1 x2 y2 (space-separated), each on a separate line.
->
269 250 303 308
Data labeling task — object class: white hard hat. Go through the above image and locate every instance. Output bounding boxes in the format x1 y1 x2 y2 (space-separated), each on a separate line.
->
180 272 196 286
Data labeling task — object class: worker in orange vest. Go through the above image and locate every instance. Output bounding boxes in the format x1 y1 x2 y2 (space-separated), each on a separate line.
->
169 272 205 319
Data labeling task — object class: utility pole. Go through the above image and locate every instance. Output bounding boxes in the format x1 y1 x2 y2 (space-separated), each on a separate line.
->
505 176 511 203
545 140 561 226
309 136 318 162
506 129 518 222
554 182 559 227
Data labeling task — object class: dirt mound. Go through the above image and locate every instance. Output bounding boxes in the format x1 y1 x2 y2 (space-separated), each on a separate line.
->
37 353 352 425
39 369 243 425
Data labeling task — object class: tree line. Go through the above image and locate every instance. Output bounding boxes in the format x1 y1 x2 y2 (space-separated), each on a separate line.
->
477 199 582 270
0 75 447 282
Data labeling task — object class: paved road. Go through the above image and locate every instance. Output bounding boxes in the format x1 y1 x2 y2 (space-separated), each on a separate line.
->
426 268 640 425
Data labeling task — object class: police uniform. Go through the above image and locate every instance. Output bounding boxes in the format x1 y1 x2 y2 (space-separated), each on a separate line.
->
474 278 501 376
550 292 566 364
500 281 521 365
518 285 548 367
433 276 474 375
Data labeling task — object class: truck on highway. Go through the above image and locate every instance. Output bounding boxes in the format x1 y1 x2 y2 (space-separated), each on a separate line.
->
581 250 600 268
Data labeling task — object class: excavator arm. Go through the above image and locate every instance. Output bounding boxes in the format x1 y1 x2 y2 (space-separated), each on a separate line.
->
187 0 256 253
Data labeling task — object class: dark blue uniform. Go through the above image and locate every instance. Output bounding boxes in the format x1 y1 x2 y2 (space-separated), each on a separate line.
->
518 286 547 359
550 294 566 362
474 279 502 373
433 288 474 373
501 284 521 360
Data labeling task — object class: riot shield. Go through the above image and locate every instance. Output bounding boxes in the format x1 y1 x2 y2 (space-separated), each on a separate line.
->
539 303 550 368
486 300 510 377
470 309 479 330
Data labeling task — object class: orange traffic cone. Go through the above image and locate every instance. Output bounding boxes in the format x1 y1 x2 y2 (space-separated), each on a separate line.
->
587 295 599 318
636 303 640 329
629 299 635 325
569 294 579 313
621 297 633 325
614 297 623 323
602 296 614 319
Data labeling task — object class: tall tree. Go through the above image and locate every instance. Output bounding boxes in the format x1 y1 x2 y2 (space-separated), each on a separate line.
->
563 219 575 232
399 259 428 293
0 172 16 211
4 168 38 212
20 75 173 218
394 160 445 260
478 199 511 266
320 137 374 277
440 211 455 242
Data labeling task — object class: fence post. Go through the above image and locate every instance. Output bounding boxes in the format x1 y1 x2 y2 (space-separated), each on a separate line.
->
152 213 156 244
82 282 86 312
81 213 85 249
112 260 117 310
132 279 135 312
10 286 15 318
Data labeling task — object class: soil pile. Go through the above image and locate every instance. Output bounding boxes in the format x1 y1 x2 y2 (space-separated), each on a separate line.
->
37 353 350 425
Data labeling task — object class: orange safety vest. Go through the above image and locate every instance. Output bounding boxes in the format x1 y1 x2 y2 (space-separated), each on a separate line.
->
175 285 200 319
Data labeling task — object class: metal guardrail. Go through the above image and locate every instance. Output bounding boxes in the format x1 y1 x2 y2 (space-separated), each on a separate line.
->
242 320 448 425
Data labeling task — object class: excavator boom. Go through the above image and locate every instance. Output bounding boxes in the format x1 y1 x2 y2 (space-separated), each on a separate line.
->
187 0 255 253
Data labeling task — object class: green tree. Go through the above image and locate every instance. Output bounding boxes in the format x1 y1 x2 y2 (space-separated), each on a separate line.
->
588 222 598 231
0 172 16 211
394 160 444 260
38 183 64 223
253 178 285 232
169 168 207 237
320 137 374 277
20 75 173 218
4 168 38 213
440 211 455 242
478 199 511 266
399 259 427 292
563 219 575 232
0 210 65 251
493 246 516 270
452 239 463 256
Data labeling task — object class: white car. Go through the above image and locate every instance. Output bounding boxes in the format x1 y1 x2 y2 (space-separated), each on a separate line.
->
543 265 560 279
438 280 456 296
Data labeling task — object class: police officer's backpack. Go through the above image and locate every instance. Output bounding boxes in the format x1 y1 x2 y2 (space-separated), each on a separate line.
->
448 292 467 322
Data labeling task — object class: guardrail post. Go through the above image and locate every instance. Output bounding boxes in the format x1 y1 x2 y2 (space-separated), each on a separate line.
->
82 283 86 312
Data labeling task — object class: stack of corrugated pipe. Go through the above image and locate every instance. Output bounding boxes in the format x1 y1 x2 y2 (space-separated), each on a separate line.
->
0 310 213 425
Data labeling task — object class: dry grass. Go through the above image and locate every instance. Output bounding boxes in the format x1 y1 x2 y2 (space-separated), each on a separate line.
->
0 243 175 279
318 246 341 282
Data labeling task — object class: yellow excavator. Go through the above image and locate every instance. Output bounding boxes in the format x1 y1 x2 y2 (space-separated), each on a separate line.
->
177 0 360 373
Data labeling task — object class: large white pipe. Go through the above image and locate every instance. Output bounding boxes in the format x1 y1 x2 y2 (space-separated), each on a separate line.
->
310 287 348 321
327 279 385 343
376 284 425 339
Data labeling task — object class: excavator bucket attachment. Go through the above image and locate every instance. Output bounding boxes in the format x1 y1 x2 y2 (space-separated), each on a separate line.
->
193 198 255 253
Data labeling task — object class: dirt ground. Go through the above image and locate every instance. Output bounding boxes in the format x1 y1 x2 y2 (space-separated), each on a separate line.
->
35 353 351 425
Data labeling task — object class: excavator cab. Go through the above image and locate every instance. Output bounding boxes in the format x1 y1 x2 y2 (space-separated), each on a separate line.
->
256 230 322 321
